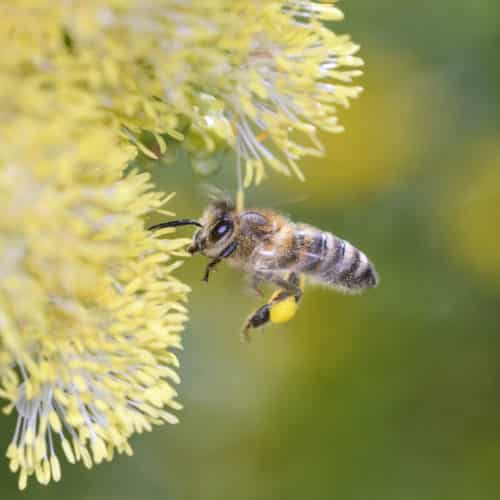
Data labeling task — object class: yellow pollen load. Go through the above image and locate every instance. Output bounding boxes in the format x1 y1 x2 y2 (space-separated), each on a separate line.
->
269 295 299 324
269 275 305 324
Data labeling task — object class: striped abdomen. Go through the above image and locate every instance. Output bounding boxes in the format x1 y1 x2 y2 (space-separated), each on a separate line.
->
287 226 378 293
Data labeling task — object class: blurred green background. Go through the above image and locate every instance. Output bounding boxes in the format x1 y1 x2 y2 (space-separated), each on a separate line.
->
2 1 500 499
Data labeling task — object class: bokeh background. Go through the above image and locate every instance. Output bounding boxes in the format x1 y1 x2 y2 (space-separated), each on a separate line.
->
2 1 500 499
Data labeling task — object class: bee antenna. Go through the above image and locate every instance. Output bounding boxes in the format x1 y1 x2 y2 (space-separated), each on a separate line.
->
148 219 202 230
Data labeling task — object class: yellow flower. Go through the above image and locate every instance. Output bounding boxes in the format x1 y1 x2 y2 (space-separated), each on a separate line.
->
0 3 191 488
0 0 362 488
166 0 363 188
2 0 361 183
0 103 190 488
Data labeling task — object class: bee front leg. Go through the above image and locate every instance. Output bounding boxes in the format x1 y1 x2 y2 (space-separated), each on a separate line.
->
202 241 238 282
202 259 219 282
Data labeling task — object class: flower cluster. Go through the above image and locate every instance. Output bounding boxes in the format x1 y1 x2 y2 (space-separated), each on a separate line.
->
4 0 361 183
0 0 361 488
0 84 191 489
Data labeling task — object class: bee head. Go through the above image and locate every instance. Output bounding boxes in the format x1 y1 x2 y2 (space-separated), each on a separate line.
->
189 199 237 257
149 198 237 258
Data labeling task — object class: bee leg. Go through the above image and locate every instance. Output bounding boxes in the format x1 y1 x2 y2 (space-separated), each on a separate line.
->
241 275 304 341
267 272 303 301
202 241 238 282
249 274 265 297
242 304 271 341
202 259 219 282
286 272 303 302
250 271 295 297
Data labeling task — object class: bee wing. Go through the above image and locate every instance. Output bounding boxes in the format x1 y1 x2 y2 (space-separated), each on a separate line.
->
197 183 234 205
267 194 310 210
252 226 323 275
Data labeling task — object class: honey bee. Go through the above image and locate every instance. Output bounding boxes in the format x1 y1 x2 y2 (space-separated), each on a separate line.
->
150 197 378 340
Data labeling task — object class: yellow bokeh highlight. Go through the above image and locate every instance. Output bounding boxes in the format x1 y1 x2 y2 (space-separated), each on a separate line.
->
282 52 452 204
446 144 500 285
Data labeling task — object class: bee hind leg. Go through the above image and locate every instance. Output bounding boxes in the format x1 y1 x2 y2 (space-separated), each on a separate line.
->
249 271 302 298
241 273 304 342
242 304 271 341
248 274 265 297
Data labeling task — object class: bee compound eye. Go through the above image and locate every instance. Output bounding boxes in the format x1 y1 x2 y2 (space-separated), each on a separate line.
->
211 220 233 241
